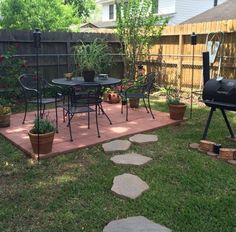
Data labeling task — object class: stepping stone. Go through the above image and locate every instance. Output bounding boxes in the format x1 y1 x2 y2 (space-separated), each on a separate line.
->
111 173 149 199
110 153 152 166
103 216 171 232
207 152 218 157
228 160 236 165
102 140 131 153
189 143 199 150
129 134 158 144
226 136 236 142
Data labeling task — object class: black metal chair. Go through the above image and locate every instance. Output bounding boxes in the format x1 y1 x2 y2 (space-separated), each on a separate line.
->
119 72 156 121
64 82 112 141
18 74 62 131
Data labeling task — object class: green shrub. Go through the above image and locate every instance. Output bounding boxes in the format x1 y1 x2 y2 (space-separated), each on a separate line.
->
31 117 55 134
0 44 26 90
0 98 11 115
165 85 181 105
73 39 111 74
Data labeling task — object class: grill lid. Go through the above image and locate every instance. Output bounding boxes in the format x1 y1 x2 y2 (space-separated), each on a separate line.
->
203 78 236 106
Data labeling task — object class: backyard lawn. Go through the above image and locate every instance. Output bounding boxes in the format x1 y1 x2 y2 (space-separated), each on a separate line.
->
1 100 236 232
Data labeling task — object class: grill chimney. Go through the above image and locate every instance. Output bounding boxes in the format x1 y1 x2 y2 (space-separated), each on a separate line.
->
214 0 218 6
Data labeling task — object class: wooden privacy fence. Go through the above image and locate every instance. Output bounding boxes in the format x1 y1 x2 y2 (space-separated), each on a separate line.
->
0 30 123 83
1 20 236 90
147 19 236 89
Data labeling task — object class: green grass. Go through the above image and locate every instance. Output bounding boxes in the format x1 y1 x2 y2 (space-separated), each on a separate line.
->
1 100 236 231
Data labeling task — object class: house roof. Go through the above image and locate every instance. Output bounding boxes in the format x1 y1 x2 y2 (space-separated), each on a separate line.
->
80 23 98 28
79 28 114 33
92 20 116 28
181 0 236 24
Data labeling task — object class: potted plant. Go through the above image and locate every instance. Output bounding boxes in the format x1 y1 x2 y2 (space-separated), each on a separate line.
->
166 86 186 120
73 39 110 82
64 72 73 81
0 98 11 127
122 75 145 108
28 116 55 154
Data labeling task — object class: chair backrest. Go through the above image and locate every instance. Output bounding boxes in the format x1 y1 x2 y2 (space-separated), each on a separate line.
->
18 74 44 91
71 82 102 106
18 74 50 98
143 72 156 93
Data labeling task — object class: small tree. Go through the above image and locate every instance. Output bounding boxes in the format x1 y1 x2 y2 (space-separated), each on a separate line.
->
116 0 168 79
0 0 80 31
64 0 96 21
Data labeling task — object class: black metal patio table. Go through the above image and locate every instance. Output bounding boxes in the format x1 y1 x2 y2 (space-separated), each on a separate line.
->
51 76 121 87
51 76 121 141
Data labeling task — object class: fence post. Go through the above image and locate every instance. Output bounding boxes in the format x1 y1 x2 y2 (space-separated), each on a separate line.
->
177 34 183 90
66 42 71 72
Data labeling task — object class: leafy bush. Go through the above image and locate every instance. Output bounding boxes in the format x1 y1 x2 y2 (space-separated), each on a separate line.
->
31 117 55 134
121 75 145 93
73 39 111 74
0 98 11 115
0 44 26 89
165 85 181 105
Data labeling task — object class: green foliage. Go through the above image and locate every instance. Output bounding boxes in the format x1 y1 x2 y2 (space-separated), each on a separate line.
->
0 0 80 31
116 0 168 79
64 0 96 21
73 39 111 74
31 117 55 134
166 85 181 105
0 44 26 90
1 102 236 231
122 75 145 93
0 98 11 115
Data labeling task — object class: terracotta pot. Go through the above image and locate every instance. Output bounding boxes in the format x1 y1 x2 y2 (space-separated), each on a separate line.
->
108 93 120 104
103 92 110 102
82 70 95 82
28 130 55 154
129 98 140 108
0 113 10 127
168 103 186 120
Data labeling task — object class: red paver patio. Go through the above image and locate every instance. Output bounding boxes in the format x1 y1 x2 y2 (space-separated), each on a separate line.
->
0 103 181 159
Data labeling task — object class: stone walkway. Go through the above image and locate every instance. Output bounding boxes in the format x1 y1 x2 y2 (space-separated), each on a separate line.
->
102 134 171 231
111 153 152 166
103 216 171 232
111 173 149 199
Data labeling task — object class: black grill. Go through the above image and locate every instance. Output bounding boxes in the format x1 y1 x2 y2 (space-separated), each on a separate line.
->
203 78 236 111
202 52 236 139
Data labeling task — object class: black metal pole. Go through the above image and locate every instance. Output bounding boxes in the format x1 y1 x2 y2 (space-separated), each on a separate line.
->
220 109 235 138
33 29 41 161
202 107 215 139
190 32 197 119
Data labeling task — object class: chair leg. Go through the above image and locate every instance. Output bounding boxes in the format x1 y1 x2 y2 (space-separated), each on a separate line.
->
68 113 73 142
63 108 66 122
98 102 105 114
88 105 90 129
55 100 58 133
63 98 66 122
41 104 46 118
99 103 112 125
22 102 28 124
126 99 129 121
121 98 126 114
143 98 149 113
95 104 100 138
147 96 155 119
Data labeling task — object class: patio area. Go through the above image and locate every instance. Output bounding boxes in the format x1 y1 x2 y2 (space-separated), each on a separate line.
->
0 103 180 159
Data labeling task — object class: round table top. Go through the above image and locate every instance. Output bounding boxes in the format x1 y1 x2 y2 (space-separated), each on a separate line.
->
52 76 121 87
